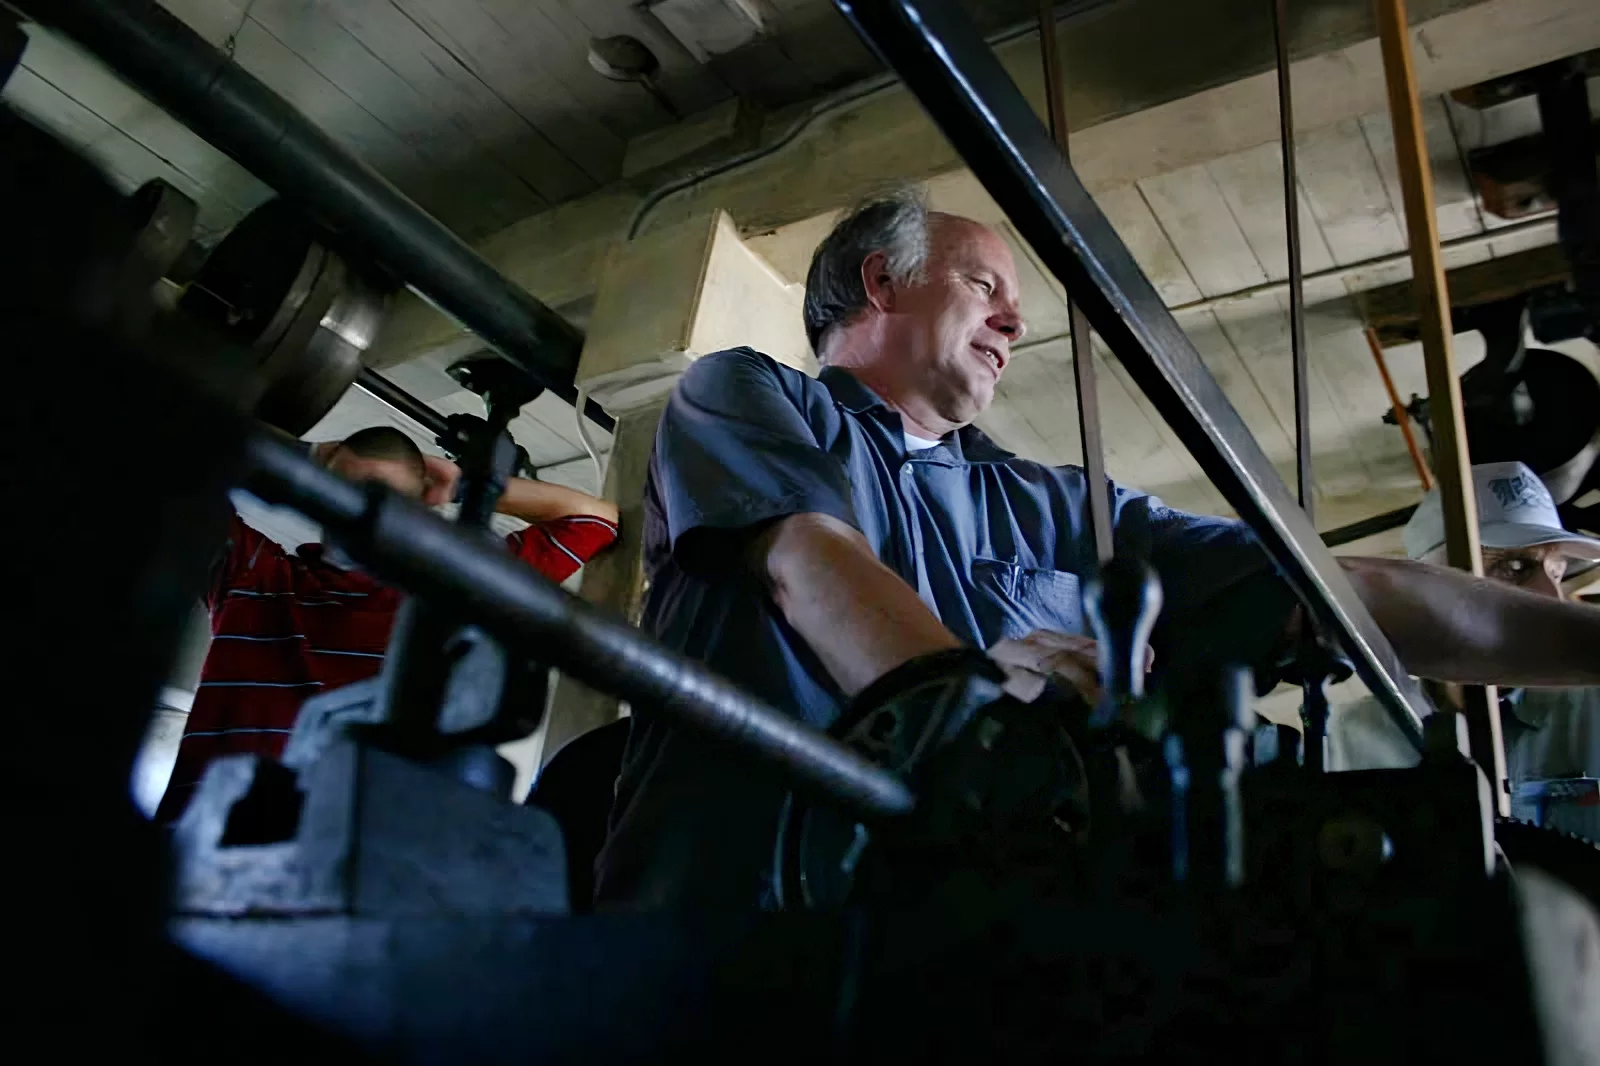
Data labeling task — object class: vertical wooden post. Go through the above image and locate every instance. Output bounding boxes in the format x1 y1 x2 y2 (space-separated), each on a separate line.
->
1373 0 1507 813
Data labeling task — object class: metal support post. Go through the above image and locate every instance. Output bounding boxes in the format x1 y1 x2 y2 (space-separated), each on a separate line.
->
1373 0 1507 812
1038 0 1112 562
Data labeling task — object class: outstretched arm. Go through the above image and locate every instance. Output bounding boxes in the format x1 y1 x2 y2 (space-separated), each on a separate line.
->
418 454 618 525
494 476 619 526
1342 555 1600 687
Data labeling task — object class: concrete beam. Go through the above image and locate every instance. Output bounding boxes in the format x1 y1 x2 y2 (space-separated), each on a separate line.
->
368 0 1600 371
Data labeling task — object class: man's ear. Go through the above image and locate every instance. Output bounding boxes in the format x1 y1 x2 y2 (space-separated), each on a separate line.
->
860 250 896 313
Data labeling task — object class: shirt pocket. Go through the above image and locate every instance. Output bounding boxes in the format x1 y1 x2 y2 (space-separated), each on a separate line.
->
969 557 1083 643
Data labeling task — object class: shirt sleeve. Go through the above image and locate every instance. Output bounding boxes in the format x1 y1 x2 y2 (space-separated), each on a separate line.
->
651 348 859 574
1110 492 1301 695
506 515 620 583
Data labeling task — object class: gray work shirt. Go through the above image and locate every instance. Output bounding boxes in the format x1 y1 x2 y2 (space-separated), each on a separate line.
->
1334 688 1600 843
596 348 1298 908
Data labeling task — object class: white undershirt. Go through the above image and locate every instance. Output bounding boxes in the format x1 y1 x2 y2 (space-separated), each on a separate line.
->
903 431 943 451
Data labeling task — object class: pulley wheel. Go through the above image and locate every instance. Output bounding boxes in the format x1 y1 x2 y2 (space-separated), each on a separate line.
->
1466 348 1600 495
181 201 390 435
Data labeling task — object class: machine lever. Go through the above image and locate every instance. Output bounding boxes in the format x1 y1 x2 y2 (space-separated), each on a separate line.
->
1082 556 1163 734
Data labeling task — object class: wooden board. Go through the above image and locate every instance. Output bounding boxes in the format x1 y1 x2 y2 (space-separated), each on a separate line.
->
385 0 630 184
1175 307 1299 487
1296 118 1409 265
1213 295 1371 504
1206 140 1337 281
1360 95 1481 242
1138 163 1270 299
246 0 559 234
1093 184 1204 307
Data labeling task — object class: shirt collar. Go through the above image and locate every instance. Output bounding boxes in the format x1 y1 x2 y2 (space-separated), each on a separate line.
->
819 366 1017 465
820 365 887 414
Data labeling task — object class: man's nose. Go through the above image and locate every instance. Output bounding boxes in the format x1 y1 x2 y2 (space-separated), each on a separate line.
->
1530 566 1565 601
990 305 1026 345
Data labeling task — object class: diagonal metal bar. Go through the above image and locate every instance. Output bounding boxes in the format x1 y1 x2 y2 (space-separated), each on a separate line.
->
1037 0 1112 563
834 0 1427 748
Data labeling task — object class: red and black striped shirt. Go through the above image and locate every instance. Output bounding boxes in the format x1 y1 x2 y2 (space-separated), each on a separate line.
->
155 511 618 821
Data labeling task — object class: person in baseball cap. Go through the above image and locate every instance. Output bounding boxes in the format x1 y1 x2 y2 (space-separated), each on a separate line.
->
1334 461 1600 841
1402 461 1600 594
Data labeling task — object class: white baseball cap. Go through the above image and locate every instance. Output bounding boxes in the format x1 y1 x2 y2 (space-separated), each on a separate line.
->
1403 461 1600 564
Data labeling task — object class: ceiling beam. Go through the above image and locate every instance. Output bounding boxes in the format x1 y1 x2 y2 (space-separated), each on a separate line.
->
1356 242 1572 343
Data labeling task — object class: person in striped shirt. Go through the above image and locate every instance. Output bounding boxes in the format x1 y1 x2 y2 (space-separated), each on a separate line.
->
155 426 618 822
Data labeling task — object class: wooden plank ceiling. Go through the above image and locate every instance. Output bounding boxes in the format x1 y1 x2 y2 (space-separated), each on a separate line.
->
2 0 1043 242
5 0 1596 543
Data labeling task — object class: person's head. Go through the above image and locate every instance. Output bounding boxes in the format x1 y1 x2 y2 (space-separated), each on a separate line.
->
803 191 1026 436
327 426 427 499
1403 461 1600 600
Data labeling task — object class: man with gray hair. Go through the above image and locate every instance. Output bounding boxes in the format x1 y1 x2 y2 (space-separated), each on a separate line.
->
1332 461 1600 842
596 192 1600 908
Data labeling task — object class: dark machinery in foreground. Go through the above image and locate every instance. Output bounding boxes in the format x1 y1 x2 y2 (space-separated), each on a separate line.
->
4 2 1599 1064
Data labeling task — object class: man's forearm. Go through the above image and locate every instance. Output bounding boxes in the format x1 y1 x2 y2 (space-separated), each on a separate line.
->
754 513 960 696
496 478 619 525
1342 556 1600 686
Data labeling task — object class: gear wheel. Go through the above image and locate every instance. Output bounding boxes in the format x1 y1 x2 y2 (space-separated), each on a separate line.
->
1494 818 1600 911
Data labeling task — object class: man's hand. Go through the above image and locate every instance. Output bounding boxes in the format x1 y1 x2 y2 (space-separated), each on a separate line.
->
987 629 1154 706
421 455 461 508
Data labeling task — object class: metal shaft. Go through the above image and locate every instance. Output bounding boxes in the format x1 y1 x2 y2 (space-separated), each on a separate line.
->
1038 0 1113 562
15 0 613 431
1271 0 1313 519
355 369 452 440
242 432 915 822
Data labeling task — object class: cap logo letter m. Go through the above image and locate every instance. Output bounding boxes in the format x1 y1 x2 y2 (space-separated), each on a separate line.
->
1488 473 1541 510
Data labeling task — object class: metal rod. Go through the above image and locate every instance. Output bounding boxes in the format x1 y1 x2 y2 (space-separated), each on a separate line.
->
1361 328 1433 491
241 432 914 822
14 0 613 432
355 368 451 440
1321 503 1419 548
1268 0 1334 772
833 0 1428 750
1271 0 1313 518
1038 0 1112 563
355 368 538 479
1372 0 1506 810
1535 58 1600 330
